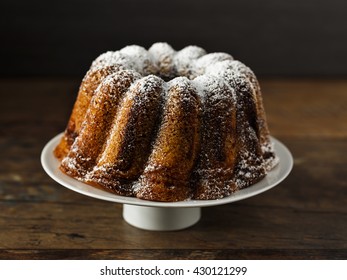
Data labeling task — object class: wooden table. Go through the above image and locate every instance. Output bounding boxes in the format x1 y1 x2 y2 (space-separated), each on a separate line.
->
1 78 346 260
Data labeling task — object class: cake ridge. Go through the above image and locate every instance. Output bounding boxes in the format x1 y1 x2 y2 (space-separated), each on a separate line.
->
60 69 141 178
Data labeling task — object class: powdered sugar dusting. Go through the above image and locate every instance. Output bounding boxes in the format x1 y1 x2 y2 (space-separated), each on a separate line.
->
148 42 175 76
120 45 157 75
192 74 230 100
174 45 206 79
194 53 233 75
91 51 133 71
100 69 141 92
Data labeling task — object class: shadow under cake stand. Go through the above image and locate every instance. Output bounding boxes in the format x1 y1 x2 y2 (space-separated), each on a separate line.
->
41 133 293 231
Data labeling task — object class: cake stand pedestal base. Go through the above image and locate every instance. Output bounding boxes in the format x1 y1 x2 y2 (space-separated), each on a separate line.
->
122 204 201 231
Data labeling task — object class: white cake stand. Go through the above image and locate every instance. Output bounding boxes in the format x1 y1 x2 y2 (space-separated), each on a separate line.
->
41 133 293 231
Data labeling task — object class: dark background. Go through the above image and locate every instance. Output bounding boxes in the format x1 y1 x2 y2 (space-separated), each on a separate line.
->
1 0 347 78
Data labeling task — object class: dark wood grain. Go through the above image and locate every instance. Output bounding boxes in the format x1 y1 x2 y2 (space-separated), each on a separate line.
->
1 249 346 260
0 78 346 259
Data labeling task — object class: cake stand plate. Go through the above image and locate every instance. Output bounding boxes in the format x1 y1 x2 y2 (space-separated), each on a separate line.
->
41 133 293 231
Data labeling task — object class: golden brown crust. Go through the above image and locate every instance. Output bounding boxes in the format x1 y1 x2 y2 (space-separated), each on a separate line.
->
192 76 238 200
229 60 271 146
88 75 164 195
229 71 267 188
54 65 120 159
60 70 140 178
135 78 201 202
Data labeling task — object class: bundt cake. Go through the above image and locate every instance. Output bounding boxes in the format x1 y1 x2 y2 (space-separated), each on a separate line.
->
54 43 278 202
